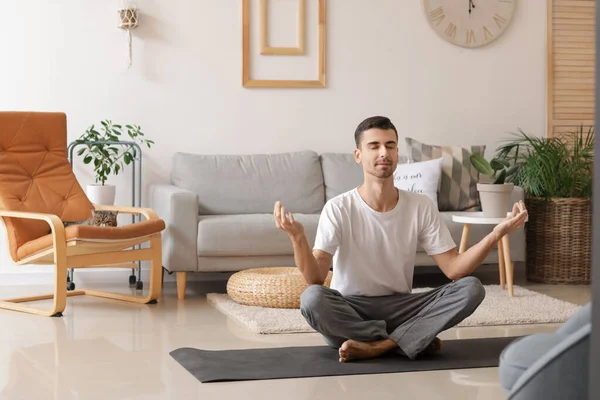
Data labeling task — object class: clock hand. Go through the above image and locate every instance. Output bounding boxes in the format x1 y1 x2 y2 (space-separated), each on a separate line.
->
469 0 475 17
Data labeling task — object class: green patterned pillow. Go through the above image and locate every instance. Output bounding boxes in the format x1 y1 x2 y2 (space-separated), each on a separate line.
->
405 137 486 212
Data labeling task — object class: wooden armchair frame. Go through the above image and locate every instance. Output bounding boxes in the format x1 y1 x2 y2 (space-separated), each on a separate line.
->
0 205 162 317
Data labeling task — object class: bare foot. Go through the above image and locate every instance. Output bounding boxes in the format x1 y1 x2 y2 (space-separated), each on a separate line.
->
338 338 397 363
419 337 443 356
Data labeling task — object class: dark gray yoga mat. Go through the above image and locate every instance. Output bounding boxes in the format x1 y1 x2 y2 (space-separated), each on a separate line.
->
170 336 520 383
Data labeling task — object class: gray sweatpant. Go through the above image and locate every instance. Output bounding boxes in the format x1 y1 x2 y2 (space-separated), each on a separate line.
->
300 276 485 360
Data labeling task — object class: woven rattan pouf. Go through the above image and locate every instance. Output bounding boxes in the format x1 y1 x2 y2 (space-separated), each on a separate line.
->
226 267 333 309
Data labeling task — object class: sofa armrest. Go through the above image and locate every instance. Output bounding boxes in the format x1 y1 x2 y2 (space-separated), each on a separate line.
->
148 184 198 272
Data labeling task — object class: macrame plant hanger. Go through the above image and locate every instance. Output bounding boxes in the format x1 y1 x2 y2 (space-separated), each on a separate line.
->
118 1 139 68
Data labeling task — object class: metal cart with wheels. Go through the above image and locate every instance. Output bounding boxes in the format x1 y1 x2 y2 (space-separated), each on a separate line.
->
67 140 144 291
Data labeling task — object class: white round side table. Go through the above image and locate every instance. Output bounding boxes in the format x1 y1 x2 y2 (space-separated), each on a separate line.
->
452 212 515 297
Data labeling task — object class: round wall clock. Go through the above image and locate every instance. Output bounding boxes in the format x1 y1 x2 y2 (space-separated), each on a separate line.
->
422 0 517 48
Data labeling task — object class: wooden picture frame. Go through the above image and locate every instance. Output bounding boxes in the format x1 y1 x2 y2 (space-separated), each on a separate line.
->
242 0 327 88
260 0 306 55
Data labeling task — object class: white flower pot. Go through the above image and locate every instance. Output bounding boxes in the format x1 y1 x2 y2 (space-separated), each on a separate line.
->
86 184 116 205
477 183 514 218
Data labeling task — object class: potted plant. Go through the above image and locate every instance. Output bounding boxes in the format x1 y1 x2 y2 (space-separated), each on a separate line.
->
470 155 517 218
75 120 154 205
495 125 594 284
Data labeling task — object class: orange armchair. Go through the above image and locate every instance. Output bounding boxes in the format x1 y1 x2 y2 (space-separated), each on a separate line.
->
0 112 165 316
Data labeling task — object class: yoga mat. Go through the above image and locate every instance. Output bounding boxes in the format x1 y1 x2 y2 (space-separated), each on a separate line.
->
170 336 520 383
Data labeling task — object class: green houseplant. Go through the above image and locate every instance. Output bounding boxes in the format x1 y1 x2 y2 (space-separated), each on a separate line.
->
75 120 154 205
470 155 518 184
469 155 517 218
493 125 594 284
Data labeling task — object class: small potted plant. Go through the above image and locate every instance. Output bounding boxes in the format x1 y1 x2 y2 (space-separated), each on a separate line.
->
75 120 154 205
470 154 516 218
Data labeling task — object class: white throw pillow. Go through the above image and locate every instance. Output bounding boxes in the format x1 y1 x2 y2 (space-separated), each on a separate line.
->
393 158 443 208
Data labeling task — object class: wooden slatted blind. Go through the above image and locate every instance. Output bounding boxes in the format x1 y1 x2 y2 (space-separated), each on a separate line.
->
547 0 596 138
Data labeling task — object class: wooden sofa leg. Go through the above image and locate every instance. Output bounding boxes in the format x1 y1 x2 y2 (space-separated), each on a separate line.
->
177 272 187 300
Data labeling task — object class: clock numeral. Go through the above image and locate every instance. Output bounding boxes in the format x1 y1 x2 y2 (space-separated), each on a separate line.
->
494 13 507 28
466 29 476 45
445 23 457 39
429 7 445 27
483 25 494 41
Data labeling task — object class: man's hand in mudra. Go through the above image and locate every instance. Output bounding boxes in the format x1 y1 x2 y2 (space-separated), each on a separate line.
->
274 201 304 239
492 200 528 241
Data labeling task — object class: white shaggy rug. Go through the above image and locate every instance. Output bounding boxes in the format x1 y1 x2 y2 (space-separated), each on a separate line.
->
206 285 581 334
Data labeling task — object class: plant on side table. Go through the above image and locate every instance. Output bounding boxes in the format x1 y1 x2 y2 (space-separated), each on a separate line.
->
470 154 518 218
495 125 594 284
75 120 154 205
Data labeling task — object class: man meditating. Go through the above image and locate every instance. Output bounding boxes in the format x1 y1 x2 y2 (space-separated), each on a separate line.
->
273 116 528 363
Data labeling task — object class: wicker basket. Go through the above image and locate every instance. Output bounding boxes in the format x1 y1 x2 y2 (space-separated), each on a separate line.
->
226 267 333 309
525 196 592 284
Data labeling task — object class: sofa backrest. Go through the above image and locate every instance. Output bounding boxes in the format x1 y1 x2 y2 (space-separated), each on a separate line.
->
172 150 325 215
320 153 409 201
320 153 363 201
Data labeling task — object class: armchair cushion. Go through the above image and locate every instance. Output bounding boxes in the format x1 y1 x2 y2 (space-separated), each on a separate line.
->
499 302 591 400
17 219 165 260
556 302 592 335
0 112 94 261
498 333 567 392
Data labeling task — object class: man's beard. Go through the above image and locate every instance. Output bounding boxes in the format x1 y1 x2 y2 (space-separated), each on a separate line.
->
371 167 394 179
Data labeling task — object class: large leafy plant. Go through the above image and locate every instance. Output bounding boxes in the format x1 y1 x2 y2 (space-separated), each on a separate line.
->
75 120 155 185
493 125 594 199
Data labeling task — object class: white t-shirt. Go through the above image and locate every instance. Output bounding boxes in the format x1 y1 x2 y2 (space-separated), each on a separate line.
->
313 188 456 297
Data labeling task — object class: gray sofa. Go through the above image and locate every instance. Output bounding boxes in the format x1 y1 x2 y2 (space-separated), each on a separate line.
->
148 150 525 299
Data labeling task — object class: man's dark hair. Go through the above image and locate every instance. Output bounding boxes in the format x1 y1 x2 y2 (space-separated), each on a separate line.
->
354 116 398 148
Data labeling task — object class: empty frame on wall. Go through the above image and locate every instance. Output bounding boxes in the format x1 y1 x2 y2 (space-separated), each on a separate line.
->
260 0 306 55
242 0 327 88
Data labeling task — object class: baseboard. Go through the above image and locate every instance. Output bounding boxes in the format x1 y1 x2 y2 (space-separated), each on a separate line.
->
0 268 235 286
0 269 135 286
0 263 518 286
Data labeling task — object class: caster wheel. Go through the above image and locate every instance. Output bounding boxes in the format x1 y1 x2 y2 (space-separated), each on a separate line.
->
67 282 75 291
136 281 143 291
129 275 137 285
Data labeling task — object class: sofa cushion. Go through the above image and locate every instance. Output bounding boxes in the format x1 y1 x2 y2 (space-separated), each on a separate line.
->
394 158 443 208
405 137 485 212
321 153 408 201
172 151 324 215
197 214 320 257
320 153 362 201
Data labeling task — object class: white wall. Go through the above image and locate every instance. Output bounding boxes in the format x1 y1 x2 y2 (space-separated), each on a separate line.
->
0 0 546 277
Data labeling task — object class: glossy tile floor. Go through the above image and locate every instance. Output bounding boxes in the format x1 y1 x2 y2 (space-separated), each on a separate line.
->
0 266 591 400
